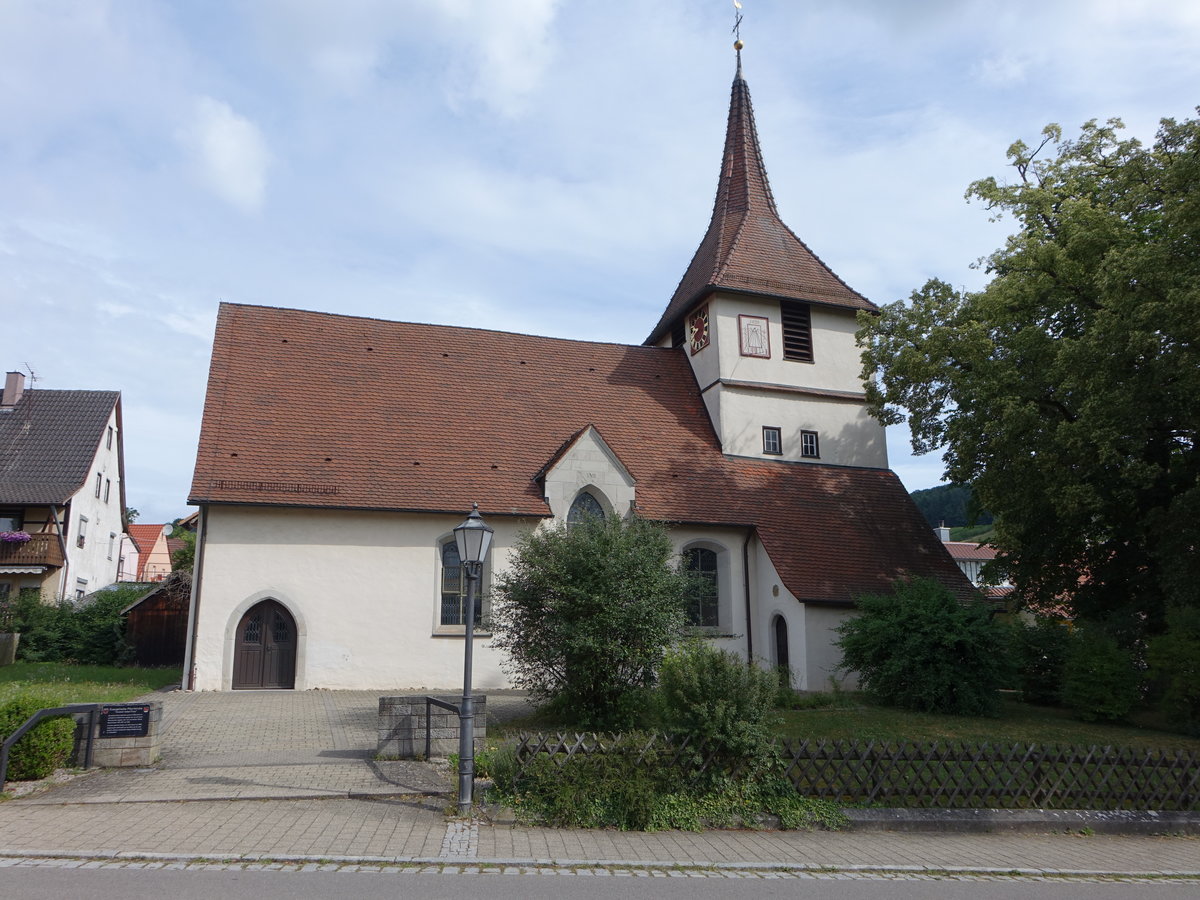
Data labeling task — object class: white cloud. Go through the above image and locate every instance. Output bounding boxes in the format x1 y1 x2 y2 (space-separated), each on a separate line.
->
181 97 271 214
973 52 1032 87
438 0 561 117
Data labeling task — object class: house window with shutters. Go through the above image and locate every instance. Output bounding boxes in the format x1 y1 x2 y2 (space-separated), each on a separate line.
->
781 300 813 362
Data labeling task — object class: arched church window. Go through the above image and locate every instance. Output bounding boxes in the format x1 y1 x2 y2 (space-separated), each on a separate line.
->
684 547 719 627
440 539 485 626
567 491 605 526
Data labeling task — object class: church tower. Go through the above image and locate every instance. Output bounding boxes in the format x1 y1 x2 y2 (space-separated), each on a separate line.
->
646 51 888 470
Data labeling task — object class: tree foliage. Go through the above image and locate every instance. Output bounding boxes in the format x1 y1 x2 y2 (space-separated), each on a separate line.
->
1146 605 1200 736
909 484 992 529
835 577 1012 717
859 115 1200 639
1061 625 1140 723
489 515 688 729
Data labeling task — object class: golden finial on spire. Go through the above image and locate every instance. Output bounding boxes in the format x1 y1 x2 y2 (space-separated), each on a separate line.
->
732 0 744 51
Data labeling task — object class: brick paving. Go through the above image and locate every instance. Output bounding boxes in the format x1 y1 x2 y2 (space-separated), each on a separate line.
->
2 689 1198 879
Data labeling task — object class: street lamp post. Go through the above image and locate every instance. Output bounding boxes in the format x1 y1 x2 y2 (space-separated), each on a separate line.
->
453 503 493 816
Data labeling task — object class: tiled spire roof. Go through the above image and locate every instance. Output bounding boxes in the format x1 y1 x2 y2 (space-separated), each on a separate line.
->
646 56 875 345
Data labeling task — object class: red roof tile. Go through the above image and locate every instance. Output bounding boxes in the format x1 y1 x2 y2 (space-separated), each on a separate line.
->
126 524 164 554
190 303 974 604
646 64 875 345
943 541 998 562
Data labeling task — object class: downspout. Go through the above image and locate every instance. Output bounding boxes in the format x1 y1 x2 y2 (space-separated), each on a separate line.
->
181 505 207 691
742 528 754 664
51 504 70 600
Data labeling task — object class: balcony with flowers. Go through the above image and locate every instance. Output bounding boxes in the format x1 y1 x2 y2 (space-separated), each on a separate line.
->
0 531 65 568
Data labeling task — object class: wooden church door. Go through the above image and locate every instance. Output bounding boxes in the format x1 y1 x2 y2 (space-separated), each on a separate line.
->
232 599 297 689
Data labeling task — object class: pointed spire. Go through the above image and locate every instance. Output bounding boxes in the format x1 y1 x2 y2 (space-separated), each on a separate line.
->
646 56 876 346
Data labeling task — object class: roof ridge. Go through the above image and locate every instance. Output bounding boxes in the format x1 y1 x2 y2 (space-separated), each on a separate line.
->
215 301 684 354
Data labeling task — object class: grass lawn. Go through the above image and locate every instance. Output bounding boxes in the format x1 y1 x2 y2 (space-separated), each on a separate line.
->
778 694 1200 753
0 663 181 708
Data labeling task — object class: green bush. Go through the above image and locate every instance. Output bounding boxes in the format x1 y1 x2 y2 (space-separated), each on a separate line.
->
490 737 845 832
490 515 688 730
655 643 777 780
1 697 76 781
1062 626 1141 723
10 587 135 666
1012 617 1071 705
835 577 1013 717
1147 606 1200 736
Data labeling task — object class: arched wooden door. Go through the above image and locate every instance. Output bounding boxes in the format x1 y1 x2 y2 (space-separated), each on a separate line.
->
232 600 296 690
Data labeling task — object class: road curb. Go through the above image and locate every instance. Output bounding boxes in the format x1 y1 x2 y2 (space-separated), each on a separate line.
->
2 849 1199 879
845 808 1200 835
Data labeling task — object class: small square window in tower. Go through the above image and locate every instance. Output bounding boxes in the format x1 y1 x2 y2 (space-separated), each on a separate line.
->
762 426 782 455
781 301 813 362
801 430 820 458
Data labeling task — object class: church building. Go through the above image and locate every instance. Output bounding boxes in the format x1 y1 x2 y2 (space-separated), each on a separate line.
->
183 54 972 692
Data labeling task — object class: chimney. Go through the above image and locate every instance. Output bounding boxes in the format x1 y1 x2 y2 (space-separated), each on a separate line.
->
935 521 951 542
2 371 25 407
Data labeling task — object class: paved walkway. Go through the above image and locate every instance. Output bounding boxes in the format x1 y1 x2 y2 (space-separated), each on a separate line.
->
2 690 1198 879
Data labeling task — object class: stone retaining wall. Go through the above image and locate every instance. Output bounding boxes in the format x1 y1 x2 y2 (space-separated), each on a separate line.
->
378 695 486 759
71 701 163 768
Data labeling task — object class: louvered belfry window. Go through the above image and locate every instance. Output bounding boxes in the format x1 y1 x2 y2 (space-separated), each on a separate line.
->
781 300 813 362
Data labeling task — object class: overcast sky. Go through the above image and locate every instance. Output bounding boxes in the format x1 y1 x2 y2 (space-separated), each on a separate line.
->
3 0 1198 525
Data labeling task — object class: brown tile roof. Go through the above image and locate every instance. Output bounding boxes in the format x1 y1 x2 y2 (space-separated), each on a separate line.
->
126 524 165 554
943 541 998 562
190 303 974 604
645 64 876 346
0 390 120 504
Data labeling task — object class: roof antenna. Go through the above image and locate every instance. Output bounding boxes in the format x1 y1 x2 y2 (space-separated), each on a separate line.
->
23 363 38 390
732 0 745 76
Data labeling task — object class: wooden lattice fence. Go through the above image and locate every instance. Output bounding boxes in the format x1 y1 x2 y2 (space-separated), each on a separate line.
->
513 732 1200 811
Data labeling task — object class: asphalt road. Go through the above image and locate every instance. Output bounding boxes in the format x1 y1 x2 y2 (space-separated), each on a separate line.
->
3 865 1197 899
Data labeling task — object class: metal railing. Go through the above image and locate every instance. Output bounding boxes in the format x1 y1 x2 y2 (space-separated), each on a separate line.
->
424 696 459 761
1 704 99 788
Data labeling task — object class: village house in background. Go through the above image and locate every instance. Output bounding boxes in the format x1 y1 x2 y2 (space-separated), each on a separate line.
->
935 525 1013 600
183 55 973 693
0 371 126 602
120 523 182 583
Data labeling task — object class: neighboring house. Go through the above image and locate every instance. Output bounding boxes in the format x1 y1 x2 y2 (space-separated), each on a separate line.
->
0 371 126 602
125 523 176 582
935 525 1013 600
183 56 974 692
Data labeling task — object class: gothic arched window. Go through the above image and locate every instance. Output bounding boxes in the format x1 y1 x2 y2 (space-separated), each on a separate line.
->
440 539 485 627
567 491 605 526
683 546 719 627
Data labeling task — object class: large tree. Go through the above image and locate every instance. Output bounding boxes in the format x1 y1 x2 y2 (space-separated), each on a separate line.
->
858 114 1200 640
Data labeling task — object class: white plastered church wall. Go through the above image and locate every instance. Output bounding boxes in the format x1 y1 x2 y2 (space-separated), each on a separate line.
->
748 539 858 691
685 295 888 468
190 505 534 691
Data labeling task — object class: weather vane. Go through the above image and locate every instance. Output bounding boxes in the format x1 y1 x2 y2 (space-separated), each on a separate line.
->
732 0 744 50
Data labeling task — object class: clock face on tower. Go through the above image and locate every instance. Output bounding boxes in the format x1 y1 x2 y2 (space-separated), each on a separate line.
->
689 305 710 355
